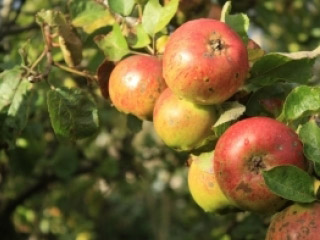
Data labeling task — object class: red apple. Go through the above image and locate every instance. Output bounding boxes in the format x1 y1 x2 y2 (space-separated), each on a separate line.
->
188 151 236 212
163 18 249 105
153 88 217 151
108 55 166 120
214 117 307 213
265 202 320 240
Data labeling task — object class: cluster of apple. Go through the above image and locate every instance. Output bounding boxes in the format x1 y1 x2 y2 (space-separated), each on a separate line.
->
107 18 320 239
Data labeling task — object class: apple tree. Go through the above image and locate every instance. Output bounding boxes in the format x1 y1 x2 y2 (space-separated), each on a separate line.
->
1 0 320 239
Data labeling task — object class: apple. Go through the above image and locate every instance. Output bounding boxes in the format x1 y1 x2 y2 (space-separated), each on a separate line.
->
188 151 236 212
163 18 249 105
265 202 320 240
153 88 217 151
108 55 166 120
259 98 284 117
214 117 307 213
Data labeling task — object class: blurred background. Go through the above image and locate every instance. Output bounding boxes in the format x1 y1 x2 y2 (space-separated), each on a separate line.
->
0 0 320 239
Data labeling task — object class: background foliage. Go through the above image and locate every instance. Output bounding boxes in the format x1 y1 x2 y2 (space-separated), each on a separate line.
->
0 0 319 239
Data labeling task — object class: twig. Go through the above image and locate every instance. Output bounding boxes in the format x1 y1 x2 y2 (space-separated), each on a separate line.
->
0 23 38 41
53 62 97 81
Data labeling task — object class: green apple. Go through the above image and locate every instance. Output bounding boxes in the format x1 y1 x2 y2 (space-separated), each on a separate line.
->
153 88 217 151
188 151 236 212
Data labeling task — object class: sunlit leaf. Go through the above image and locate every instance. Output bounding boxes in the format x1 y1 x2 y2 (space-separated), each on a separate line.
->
263 165 316 203
95 23 130 61
299 121 320 163
108 0 135 16
282 85 320 121
0 68 33 149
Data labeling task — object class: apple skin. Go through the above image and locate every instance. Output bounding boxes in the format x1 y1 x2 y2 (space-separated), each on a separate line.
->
265 203 320 240
163 18 249 105
260 98 284 117
153 88 217 151
108 55 166 120
214 117 307 213
188 151 236 212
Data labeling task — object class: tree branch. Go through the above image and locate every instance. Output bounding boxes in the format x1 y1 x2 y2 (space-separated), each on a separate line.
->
0 22 38 41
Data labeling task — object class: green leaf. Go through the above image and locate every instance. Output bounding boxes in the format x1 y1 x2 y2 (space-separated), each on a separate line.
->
282 85 320 121
142 0 162 36
246 83 293 117
220 1 249 43
0 68 33 149
128 24 151 49
142 0 178 36
220 1 231 22
69 0 115 33
214 101 245 128
155 0 179 33
248 53 315 89
314 162 320 178
299 121 320 163
52 145 78 179
47 88 99 140
95 23 130 61
263 165 316 203
225 14 249 44
37 10 83 67
213 101 245 138
108 0 135 16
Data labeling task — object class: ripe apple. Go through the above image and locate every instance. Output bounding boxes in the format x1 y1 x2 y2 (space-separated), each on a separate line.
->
265 202 320 240
153 88 217 151
188 151 236 212
259 98 284 117
108 55 166 120
214 117 307 213
163 18 249 105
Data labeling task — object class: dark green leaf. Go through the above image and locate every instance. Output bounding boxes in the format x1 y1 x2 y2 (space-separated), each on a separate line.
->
263 165 316 203
282 85 320 121
108 0 135 16
246 83 293 117
52 145 78 179
0 68 33 149
69 0 115 33
95 23 130 61
47 88 99 140
314 162 320 178
142 0 178 36
299 121 320 163
248 54 315 89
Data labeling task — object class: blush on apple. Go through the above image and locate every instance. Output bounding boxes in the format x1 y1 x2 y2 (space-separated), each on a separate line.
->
163 18 249 105
265 202 320 240
108 55 166 120
214 117 307 213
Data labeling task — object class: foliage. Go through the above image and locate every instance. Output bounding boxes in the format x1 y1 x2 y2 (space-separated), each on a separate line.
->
0 0 320 239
